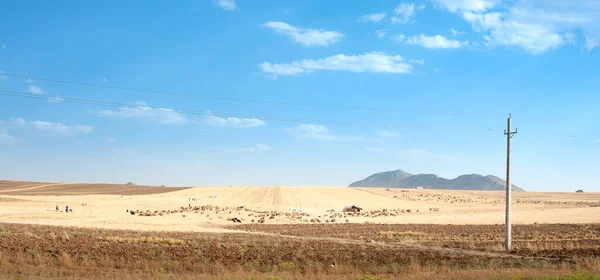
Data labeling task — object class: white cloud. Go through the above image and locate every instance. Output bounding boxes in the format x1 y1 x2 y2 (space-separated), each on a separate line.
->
463 11 565 54
244 143 271 152
406 34 469 49
564 32 577 45
201 113 266 128
107 138 117 143
26 85 45 95
432 0 500 12
360 13 386 23
1 118 93 136
1 44 6 49
259 52 413 77
0 133 18 143
438 1 600 54
584 36 597 51
216 0 236 11
0 70 7 80
25 78 33 84
376 29 388 38
364 146 385 152
93 101 186 124
434 68 443 72
392 3 424 24
262 21 343 46
393 34 407 42
286 124 363 141
102 77 108 84
47 95 64 103
451 28 466 36
408 58 425 65
377 130 402 138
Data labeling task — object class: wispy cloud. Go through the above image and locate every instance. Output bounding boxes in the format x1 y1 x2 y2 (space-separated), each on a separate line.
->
26 85 45 95
432 0 500 12
359 13 386 23
259 52 414 77
0 118 93 136
286 124 363 141
408 58 425 65
0 133 19 144
25 78 34 84
201 111 266 128
102 77 108 84
391 3 424 24
403 34 470 49
107 137 117 143
0 70 9 80
434 68 443 72
377 130 402 138
437 1 600 54
1 44 6 49
244 143 271 152
462 11 564 54
451 28 466 36
214 143 271 153
215 0 236 11
584 37 598 52
376 29 388 38
263 21 343 46
92 101 186 124
47 95 64 103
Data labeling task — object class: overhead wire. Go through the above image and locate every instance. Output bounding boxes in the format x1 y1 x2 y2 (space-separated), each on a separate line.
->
0 89 499 131
0 71 452 115
0 72 597 139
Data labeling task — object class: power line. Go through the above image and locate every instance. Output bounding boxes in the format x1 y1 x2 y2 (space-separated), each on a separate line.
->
0 89 597 139
0 89 498 131
0 71 451 115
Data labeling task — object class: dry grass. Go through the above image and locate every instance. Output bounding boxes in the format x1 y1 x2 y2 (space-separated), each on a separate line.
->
379 231 427 238
99 236 184 245
0 223 599 279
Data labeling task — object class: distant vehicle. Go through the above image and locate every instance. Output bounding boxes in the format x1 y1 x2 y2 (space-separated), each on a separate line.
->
576 189 584 193
415 187 424 190
386 188 392 192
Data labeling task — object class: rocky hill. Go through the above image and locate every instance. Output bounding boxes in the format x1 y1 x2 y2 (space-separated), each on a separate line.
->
349 169 524 191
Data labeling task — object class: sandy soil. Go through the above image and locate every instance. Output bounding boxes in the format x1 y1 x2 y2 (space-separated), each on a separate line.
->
1 180 599 232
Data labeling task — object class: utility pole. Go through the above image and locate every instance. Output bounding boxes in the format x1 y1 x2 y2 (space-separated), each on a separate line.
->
504 113 517 251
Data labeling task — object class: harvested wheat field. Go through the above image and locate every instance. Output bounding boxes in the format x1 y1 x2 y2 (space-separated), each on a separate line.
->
1 180 600 279
1 180 600 231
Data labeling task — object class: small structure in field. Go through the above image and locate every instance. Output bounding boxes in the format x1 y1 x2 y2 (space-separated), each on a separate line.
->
576 189 584 193
386 188 392 192
415 187 423 190
343 205 362 213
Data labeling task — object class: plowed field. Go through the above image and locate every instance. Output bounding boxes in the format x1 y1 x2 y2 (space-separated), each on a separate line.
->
1 223 598 280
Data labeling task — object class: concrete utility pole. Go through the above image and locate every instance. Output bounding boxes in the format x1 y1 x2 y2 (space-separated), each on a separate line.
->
504 113 517 251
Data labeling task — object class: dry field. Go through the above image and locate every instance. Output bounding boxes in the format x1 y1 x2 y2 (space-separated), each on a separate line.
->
1 223 600 280
1 180 600 279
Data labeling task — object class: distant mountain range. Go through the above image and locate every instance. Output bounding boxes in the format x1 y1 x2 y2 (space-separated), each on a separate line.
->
348 169 524 191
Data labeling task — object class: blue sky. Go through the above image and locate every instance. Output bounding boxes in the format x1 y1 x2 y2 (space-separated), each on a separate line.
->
0 0 599 191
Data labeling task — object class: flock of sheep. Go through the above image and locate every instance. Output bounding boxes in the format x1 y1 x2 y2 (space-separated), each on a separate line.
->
125 204 434 224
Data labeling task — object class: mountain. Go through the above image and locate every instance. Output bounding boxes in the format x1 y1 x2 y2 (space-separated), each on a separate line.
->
349 169 524 191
